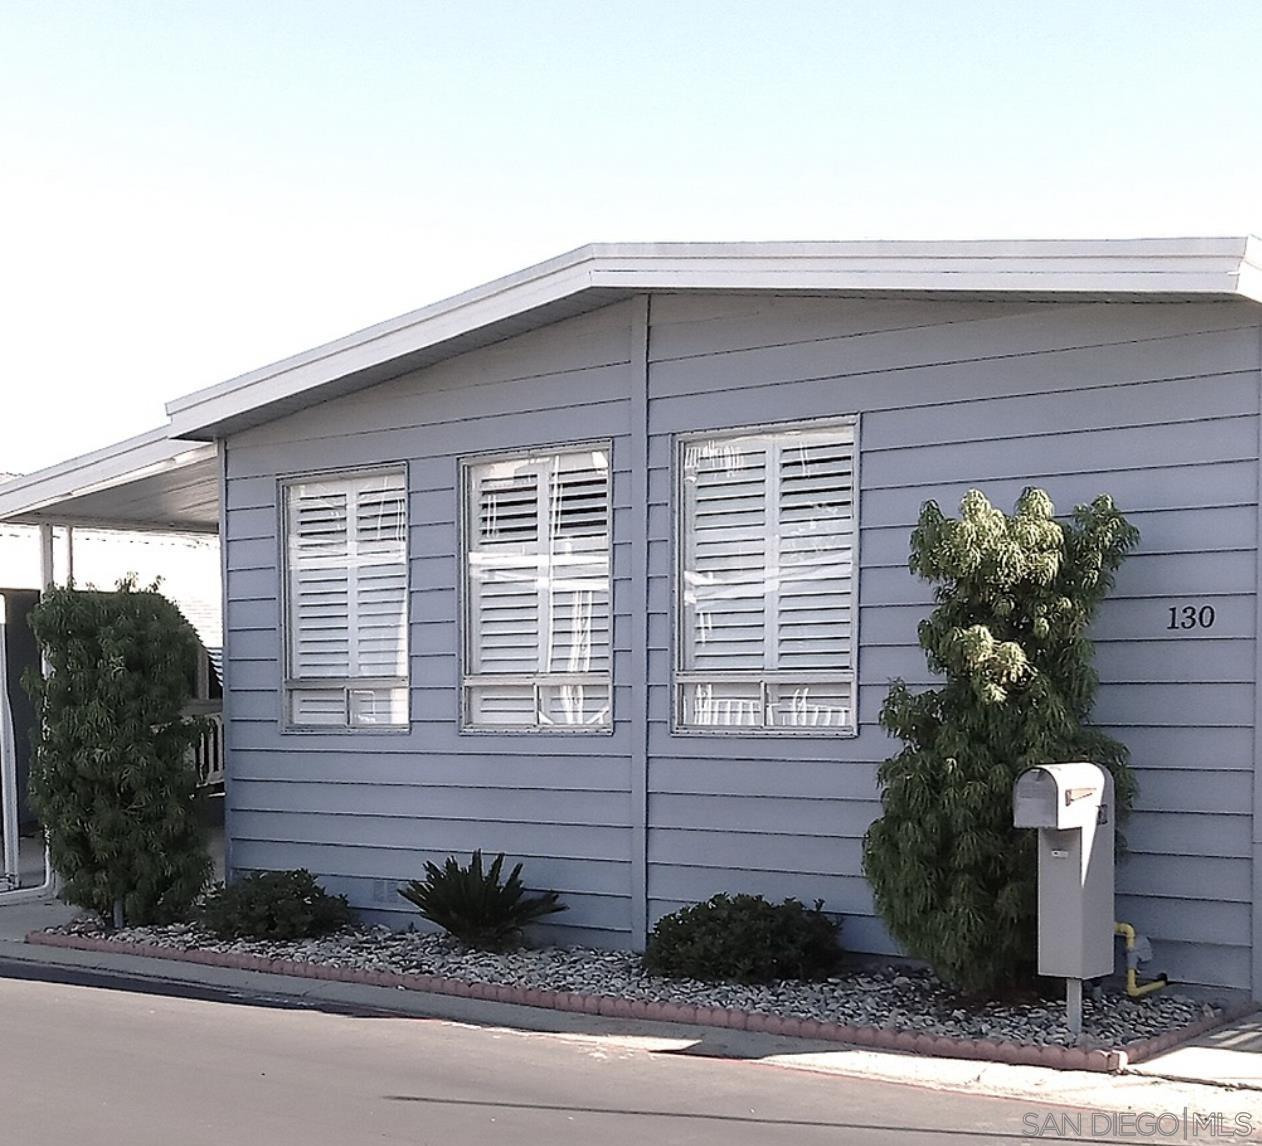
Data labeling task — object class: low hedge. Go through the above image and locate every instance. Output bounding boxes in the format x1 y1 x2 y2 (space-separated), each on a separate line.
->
645 893 841 983
201 869 352 940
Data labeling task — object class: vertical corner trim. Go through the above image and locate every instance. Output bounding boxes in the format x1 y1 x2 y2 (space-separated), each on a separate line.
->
216 438 234 884
1251 322 1262 1002
628 295 651 948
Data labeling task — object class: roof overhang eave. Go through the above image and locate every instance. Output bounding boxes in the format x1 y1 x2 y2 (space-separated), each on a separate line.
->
163 237 1262 442
12 237 1259 536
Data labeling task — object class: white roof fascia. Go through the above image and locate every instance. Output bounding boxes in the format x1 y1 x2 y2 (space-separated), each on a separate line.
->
163 237 1260 442
0 427 217 526
1237 234 1262 305
165 245 601 431
585 241 1258 294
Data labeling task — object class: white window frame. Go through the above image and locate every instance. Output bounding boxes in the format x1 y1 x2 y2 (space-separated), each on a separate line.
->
280 465 410 732
459 442 614 734
673 416 859 737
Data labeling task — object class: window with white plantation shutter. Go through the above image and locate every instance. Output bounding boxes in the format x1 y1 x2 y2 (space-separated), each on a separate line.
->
283 470 408 729
678 420 856 733
463 446 611 730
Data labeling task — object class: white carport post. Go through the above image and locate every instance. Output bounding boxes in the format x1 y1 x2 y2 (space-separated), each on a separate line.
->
32 524 57 892
40 522 55 594
0 594 20 889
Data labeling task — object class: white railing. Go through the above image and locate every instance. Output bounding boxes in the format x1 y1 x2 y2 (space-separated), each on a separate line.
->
185 701 224 789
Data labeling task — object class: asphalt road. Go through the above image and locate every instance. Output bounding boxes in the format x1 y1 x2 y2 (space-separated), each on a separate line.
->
0 964 1089 1145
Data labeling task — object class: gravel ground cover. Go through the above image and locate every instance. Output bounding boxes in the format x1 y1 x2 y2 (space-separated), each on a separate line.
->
46 919 1216 1050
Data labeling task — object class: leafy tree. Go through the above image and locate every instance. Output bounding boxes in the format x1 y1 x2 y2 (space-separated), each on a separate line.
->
24 579 211 926
862 489 1139 994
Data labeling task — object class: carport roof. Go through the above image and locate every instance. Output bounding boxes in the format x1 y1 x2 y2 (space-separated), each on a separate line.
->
0 428 218 533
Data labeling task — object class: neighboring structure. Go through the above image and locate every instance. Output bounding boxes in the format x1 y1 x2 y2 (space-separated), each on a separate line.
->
2 239 1260 997
0 481 225 889
0 520 222 655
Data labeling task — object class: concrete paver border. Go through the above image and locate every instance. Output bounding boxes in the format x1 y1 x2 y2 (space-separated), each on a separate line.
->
28 929 1256 1075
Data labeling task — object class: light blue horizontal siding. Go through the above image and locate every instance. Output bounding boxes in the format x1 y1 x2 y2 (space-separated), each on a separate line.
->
864 372 1261 449
230 751 631 788
647 295 1255 365
647 295 1046 362
223 301 638 936
650 756 880 799
642 294 1260 991
648 827 865 875
232 363 635 450
233 780 630 825
222 291 1259 991
233 810 630 863
225 719 639 756
1118 854 1251 903
233 839 630 897
227 407 632 480
647 301 1258 403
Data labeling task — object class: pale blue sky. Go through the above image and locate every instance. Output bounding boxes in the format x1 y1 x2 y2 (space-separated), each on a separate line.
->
2 1 1260 471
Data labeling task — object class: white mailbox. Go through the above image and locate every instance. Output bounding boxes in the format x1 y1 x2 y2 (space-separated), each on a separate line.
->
1013 763 1115 993
1013 762 1108 832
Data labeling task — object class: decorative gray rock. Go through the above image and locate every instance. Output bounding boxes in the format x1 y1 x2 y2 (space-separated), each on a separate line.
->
46 921 1216 1050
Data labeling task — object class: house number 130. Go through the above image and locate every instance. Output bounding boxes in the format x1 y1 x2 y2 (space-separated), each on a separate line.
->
1167 604 1216 630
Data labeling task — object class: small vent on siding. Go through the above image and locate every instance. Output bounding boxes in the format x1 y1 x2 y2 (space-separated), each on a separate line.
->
371 878 390 904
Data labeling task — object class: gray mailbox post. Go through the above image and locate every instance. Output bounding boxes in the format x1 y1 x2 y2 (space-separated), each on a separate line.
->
1013 762 1114 1036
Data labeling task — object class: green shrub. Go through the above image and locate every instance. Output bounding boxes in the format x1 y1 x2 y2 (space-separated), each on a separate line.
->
644 894 841 983
397 850 566 949
24 580 211 926
863 488 1139 994
201 869 352 940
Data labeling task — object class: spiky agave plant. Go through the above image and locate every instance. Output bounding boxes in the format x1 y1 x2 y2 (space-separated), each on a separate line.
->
398 850 566 949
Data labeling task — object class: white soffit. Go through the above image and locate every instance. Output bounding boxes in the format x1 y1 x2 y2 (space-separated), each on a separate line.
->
165 237 1262 441
0 428 218 531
